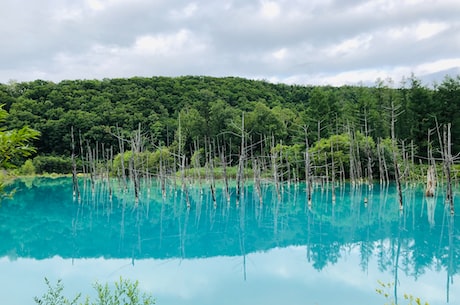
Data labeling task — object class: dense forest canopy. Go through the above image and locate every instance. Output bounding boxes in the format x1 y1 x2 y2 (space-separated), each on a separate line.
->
0 75 459 176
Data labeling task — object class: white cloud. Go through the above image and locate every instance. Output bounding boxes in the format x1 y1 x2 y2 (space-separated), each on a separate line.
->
132 30 203 56
272 48 288 60
415 58 460 75
414 21 449 40
84 0 131 11
259 0 281 19
169 2 198 19
52 7 83 22
326 34 373 58
1 0 460 85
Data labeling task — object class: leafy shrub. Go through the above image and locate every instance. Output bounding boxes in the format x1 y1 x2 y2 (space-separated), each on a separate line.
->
33 155 72 174
18 159 36 175
34 277 155 305
112 148 174 176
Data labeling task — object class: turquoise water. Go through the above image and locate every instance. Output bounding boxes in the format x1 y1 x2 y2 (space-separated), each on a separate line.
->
0 177 459 305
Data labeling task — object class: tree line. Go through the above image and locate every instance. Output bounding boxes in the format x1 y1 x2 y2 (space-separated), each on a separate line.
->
0 74 459 179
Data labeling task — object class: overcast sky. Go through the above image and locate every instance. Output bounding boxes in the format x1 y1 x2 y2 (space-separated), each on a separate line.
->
1 0 460 86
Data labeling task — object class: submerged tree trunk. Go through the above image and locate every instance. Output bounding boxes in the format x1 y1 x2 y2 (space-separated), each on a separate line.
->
425 165 436 197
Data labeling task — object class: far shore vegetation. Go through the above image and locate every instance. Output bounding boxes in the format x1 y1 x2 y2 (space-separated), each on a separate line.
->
1 75 459 208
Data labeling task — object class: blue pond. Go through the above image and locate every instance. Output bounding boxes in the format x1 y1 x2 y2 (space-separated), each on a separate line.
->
0 177 459 305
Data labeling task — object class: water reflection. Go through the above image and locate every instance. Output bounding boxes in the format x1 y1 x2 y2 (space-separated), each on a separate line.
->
0 177 459 305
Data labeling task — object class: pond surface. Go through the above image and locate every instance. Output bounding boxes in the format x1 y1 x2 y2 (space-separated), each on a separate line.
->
0 177 459 305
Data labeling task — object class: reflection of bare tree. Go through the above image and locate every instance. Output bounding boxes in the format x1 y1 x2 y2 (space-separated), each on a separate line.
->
446 214 454 303
393 214 403 305
179 206 190 259
359 194 374 273
426 196 436 228
306 207 313 263
44 176 460 292
238 201 247 281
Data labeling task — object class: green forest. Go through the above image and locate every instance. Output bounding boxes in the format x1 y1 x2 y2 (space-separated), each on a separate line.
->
0 75 459 181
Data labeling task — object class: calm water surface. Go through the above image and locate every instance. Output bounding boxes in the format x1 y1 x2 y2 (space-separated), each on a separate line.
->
0 177 459 305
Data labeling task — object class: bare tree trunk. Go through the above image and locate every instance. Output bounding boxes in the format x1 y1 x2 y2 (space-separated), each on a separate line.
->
181 154 190 208
116 126 128 191
363 110 373 189
220 145 230 204
253 157 263 205
331 142 336 203
444 124 454 214
207 138 216 207
425 128 436 197
425 165 436 197
377 139 385 185
389 100 403 210
236 112 246 205
79 131 86 175
348 127 356 187
130 125 142 204
271 136 281 201
71 126 80 201
303 126 312 206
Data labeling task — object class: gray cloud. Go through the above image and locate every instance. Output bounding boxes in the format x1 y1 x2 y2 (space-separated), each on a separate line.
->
1 0 459 85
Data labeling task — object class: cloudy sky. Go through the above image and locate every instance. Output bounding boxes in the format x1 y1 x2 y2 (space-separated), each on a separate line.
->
1 0 460 86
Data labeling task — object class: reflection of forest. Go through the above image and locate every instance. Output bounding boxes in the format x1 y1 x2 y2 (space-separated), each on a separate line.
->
1 177 458 283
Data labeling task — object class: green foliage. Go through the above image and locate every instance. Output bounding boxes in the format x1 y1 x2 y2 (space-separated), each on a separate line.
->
112 147 174 176
34 278 81 305
33 155 72 174
0 104 40 168
88 278 155 305
190 148 204 168
271 143 305 179
246 101 287 140
18 159 36 175
376 281 429 305
0 174 14 202
34 277 155 305
309 132 376 177
2 75 459 174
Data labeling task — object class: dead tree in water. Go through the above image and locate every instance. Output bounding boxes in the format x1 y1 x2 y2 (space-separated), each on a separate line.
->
86 142 96 191
219 144 231 204
236 112 246 205
379 139 390 185
302 126 312 206
347 126 357 187
363 111 373 189
387 100 404 210
130 124 143 204
425 128 436 197
206 138 217 206
253 156 263 205
106 146 113 200
114 126 128 191
434 120 458 214
330 142 336 203
177 113 191 208
426 165 436 197
442 124 455 214
271 136 281 201
156 144 166 198
70 126 80 200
